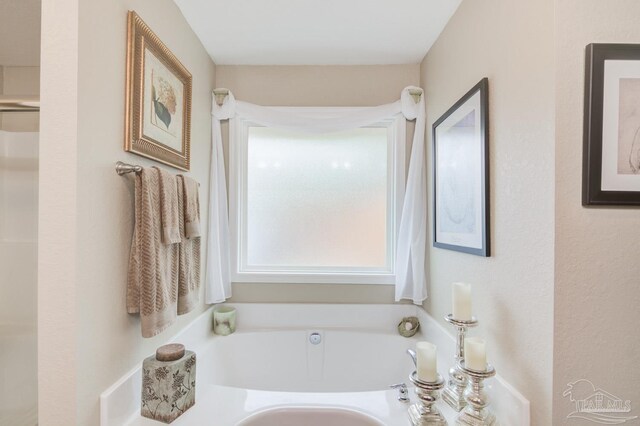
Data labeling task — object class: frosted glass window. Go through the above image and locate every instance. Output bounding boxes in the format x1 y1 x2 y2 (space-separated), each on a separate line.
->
230 113 404 284
244 126 389 271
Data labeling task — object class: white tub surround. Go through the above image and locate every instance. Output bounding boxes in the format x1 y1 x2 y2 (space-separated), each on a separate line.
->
101 304 529 426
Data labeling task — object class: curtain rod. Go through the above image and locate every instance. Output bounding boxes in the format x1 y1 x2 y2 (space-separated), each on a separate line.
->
0 95 40 112
212 87 423 106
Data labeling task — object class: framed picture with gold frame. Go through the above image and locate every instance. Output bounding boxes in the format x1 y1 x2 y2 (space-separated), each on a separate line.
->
125 11 192 171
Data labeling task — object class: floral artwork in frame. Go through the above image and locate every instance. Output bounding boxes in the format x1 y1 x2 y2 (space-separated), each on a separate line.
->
125 11 192 171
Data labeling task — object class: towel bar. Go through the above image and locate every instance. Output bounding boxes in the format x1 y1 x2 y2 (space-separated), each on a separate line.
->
115 161 200 187
116 161 143 175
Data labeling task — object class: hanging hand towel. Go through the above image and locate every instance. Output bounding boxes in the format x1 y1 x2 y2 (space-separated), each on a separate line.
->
154 166 182 244
127 167 180 337
181 175 201 239
176 175 201 314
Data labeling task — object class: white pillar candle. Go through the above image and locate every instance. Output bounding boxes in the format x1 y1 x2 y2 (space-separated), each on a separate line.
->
416 341 438 382
465 337 487 371
452 282 472 320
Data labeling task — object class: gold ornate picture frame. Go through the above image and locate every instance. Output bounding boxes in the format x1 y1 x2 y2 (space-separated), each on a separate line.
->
125 11 192 171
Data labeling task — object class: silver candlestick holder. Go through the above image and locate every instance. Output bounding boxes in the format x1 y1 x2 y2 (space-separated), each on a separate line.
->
455 361 498 426
408 371 448 426
442 314 478 412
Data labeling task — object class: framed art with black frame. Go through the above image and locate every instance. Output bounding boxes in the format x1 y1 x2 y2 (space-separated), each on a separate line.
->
583 43 640 206
433 78 490 257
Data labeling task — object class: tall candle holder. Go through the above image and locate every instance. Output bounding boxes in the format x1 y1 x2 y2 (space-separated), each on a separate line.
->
455 361 498 426
408 371 448 426
442 314 478 412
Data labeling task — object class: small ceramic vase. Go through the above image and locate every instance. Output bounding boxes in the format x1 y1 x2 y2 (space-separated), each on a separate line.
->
213 305 236 336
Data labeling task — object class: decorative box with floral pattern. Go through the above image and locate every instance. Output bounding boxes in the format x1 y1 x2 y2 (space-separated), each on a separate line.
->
141 344 196 423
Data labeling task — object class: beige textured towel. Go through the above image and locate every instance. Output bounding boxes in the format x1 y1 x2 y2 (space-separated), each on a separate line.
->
127 167 179 338
181 176 201 238
176 175 201 314
154 166 181 244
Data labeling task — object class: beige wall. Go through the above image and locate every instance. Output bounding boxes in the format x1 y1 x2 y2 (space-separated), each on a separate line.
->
39 0 215 424
420 1 555 424
216 65 420 107
0 65 40 131
553 0 640 423
0 0 41 67
39 0 79 422
215 65 420 303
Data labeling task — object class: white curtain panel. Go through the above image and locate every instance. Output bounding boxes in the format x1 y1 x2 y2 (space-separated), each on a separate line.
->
207 87 427 304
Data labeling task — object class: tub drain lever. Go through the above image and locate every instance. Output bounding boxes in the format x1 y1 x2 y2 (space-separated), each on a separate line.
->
390 383 409 403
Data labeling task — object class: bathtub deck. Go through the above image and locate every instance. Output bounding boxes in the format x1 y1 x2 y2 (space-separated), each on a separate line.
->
125 384 460 426
102 304 529 426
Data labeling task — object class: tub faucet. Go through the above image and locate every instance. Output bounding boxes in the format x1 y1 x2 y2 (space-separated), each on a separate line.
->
390 383 409 403
406 349 417 367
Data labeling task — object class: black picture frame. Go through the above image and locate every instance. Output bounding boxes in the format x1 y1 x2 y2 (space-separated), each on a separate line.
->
433 78 490 257
583 43 640 206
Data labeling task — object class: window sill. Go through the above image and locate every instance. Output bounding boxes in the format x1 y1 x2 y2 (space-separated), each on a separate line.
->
231 272 396 285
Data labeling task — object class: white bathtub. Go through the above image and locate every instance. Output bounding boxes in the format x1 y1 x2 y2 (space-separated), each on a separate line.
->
101 304 529 426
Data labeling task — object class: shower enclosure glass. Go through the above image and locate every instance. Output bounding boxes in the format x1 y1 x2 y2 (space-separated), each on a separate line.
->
0 1 42 424
0 130 38 425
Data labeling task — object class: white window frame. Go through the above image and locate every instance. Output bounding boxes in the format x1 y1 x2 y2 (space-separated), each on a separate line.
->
229 108 405 285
